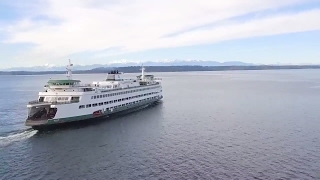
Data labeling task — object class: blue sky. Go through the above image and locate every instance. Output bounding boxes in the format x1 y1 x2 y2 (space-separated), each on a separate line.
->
1 0 320 68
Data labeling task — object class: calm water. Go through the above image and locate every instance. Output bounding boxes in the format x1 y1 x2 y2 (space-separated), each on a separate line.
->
1 70 320 179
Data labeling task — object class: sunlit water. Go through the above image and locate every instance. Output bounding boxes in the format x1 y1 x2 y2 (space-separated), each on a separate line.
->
1 70 320 179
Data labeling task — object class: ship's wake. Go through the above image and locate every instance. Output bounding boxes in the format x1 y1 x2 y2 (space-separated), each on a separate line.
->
0 129 38 147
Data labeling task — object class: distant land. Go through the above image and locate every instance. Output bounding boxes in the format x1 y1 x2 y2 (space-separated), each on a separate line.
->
1 60 253 71
1 65 320 75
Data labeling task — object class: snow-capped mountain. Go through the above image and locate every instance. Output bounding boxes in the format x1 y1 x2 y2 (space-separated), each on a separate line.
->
1 60 253 71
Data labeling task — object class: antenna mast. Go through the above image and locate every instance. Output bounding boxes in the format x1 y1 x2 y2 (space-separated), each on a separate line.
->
141 64 145 79
66 59 73 80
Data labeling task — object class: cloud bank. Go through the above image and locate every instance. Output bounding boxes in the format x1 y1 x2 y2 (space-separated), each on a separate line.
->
1 0 320 66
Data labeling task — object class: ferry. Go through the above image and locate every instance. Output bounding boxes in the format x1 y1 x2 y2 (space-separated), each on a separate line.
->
25 60 163 129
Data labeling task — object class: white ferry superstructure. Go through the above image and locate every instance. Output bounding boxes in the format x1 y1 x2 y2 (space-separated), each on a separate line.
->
25 61 163 129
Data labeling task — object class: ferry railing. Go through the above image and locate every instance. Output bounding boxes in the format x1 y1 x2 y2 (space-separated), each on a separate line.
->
99 82 160 93
45 81 160 90
28 100 80 105
78 84 92 87
37 81 161 101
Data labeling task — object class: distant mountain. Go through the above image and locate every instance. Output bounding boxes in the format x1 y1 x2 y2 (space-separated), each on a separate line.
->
1 60 253 71
1 64 113 72
132 60 253 66
2 65 320 75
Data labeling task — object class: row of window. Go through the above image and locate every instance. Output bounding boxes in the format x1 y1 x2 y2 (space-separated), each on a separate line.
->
43 96 80 102
80 92 159 109
49 82 79 86
91 86 160 99
106 96 159 111
44 97 69 101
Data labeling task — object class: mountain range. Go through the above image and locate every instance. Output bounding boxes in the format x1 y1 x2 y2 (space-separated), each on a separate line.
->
2 64 320 75
1 60 253 71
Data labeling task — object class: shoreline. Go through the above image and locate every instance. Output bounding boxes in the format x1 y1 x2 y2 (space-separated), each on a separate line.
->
1 65 320 75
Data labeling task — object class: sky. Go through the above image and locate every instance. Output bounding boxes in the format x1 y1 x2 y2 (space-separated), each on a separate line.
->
0 0 320 68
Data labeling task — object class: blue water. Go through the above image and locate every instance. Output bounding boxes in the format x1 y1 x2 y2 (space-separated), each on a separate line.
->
1 70 320 179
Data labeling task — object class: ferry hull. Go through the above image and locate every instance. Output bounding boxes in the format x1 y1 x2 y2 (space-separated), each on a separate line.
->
28 98 162 130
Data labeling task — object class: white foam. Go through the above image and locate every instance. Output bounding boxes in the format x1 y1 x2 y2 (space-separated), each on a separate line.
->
0 130 38 147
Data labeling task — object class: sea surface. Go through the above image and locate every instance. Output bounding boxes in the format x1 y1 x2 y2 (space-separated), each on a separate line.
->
1 70 320 180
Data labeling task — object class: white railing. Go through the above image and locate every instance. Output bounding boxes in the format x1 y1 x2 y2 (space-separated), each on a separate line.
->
100 83 160 92
42 80 161 93
28 100 80 105
79 84 92 87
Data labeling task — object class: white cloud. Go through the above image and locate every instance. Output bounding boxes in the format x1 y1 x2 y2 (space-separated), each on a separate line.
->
2 0 320 66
